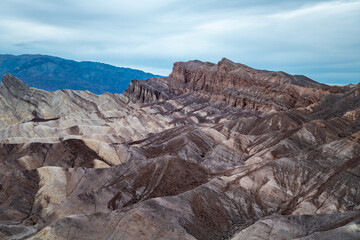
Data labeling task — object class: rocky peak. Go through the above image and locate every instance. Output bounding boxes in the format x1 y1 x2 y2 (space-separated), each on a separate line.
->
0 73 30 97
217 57 240 72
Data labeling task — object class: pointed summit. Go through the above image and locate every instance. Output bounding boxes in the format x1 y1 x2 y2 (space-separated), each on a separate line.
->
218 57 238 72
1 73 30 97
218 57 235 65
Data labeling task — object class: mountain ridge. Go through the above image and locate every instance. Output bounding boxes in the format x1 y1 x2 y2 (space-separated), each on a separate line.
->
125 58 342 113
0 54 161 94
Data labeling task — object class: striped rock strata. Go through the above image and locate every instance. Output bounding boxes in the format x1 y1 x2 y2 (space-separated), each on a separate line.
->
0 59 359 240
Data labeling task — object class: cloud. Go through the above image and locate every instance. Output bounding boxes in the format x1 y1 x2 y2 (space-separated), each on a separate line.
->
0 0 359 84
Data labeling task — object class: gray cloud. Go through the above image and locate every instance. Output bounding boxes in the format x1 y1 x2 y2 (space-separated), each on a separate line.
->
0 0 359 84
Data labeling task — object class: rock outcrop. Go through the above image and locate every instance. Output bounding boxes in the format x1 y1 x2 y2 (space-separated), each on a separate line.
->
0 58 359 240
125 58 337 112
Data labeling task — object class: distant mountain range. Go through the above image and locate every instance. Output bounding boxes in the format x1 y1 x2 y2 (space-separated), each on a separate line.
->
0 54 161 94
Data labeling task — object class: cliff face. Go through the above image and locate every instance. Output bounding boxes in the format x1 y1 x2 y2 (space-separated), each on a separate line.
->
170 58 336 111
125 78 175 103
126 58 335 112
1 59 360 240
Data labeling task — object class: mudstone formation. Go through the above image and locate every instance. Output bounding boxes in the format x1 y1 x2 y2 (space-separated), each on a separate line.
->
0 58 359 239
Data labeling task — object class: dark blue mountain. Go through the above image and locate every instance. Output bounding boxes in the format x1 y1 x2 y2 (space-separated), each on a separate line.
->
0 54 161 94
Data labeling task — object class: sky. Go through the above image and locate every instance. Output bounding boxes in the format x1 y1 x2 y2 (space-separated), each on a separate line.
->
0 0 359 85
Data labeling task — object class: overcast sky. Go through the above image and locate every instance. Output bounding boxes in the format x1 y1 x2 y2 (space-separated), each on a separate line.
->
0 0 359 85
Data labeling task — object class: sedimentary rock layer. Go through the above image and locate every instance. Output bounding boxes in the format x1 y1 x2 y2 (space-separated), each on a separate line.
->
0 59 359 240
